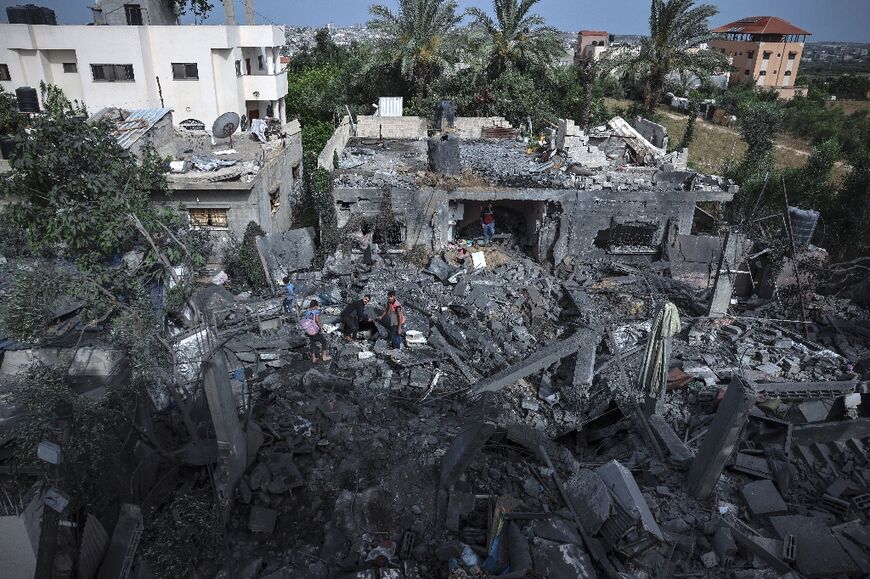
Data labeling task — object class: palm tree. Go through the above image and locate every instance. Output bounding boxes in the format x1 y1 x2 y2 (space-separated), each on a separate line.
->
604 0 728 115
466 0 563 78
368 0 461 99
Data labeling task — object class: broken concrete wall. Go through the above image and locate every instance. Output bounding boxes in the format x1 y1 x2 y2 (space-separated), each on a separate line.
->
632 116 669 150
453 116 512 138
256 227 317 282
163 125 303 261
334 185 731 263
355 115 428 140
317 115 353 169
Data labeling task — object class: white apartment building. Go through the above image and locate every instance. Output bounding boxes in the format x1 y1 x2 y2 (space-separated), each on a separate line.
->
0 11 287 129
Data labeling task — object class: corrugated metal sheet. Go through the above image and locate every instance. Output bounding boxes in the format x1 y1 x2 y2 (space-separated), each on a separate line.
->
105 108 173 150
378 97 403 117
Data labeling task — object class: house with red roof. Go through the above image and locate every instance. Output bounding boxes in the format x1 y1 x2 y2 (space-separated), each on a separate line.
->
710 16 810 99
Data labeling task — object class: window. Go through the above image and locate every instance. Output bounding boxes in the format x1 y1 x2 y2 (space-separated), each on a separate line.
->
91 64 135 82
235 60 241 77
172 63 199 80
763 51 772 60
759 70 767 76
747 50 754 59
124 4 143 25
744 69 750 75
292 164 301 180
788 52 797 60
0 64 10 81
188 208 228 229
784 70 792 76
257 55 264 70
62 62 77 73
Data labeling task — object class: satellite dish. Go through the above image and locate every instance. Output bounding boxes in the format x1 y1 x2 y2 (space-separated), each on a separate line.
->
212 112 241 145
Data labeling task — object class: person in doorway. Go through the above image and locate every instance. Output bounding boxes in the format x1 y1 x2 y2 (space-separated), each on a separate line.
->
300 300 330 364
341 294 372 341
378 291 405 350
480 203 496 246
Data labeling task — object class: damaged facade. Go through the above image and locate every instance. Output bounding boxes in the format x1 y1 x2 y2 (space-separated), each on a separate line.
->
323 112 734 265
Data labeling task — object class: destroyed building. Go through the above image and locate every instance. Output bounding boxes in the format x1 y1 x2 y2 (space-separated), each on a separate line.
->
1 103 869 579
95 107 304 254
322 112 734 263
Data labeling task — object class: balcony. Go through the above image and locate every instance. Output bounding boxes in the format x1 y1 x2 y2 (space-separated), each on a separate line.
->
240 72 288 102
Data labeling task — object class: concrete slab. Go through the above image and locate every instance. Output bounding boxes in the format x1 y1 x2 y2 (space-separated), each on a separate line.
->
473 334 583 395
531 537 598 579
596 460 664 542
687 375 753 499
770 515 861 577
647 413 694 467
439 421 496 489
741 480 788 518
564 469 612 535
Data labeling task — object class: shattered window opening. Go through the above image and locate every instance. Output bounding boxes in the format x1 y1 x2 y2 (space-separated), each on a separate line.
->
0 64 9 81
188 208 228 229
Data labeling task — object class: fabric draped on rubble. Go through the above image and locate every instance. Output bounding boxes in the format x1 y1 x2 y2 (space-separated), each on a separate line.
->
638 302 681 399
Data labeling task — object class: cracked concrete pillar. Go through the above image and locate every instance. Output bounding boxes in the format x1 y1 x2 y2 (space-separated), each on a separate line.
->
204 352 246 517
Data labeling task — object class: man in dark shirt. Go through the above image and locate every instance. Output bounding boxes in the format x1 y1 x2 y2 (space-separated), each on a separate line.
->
480 203 496 245
341 294 371 341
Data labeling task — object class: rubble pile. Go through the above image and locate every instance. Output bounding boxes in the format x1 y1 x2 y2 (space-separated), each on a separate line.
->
165 240 870 578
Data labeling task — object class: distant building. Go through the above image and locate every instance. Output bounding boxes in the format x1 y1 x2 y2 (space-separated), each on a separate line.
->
0 1 288 128
711 16 810 100
575 30 611 63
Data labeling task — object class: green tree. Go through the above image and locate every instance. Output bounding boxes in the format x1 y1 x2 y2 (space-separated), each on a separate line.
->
368 0 462 98
0 112 167 268
285 64 347 125
465 0 563 79
0 86 28 135
170 0 213 21
677 99 700 150
604 0 728 115
737 100 782 176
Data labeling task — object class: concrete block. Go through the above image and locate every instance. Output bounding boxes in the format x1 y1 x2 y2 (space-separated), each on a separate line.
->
741 480 788 518
439 421 496 488
473 334 583 394
596 460 664 542
564 469 612 535
531 537 598 579
687 375 753 499
647 414 694 467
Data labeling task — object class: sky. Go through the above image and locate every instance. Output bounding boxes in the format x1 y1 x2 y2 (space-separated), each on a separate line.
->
2 0 868 42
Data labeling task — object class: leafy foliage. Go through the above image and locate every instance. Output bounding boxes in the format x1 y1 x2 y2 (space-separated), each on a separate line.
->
0 267 72 342
222 221 267 290
10 364 135 513
0 85 28 135
141 489 223 578
368 0 462 97
170 0 213 20
466 0 563 78
0 112 167 268
602 0 728 114
677 99 700 151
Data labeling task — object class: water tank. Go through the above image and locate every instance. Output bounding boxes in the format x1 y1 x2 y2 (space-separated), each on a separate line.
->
6 5 57 25
434 100 455 130
427 133 460 175
15 87 40 113
788 206 820 246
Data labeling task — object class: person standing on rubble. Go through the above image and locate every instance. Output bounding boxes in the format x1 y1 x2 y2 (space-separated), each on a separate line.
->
378 291 405 349
300 300 331 364
341 294 372 341
480 203 496 246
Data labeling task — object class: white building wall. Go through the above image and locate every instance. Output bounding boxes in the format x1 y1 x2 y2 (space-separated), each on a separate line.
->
0 24 287 126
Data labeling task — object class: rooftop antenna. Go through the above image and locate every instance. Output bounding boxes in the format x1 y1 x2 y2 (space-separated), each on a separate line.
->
212 111 240 147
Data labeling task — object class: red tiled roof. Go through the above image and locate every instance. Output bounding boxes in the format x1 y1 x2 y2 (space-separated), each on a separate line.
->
579 30 608 36
712 16 810 36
